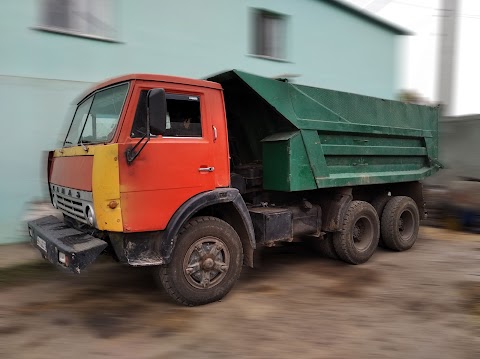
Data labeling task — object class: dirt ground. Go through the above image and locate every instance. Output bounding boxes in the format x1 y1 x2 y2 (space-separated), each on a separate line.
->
0 226 479 359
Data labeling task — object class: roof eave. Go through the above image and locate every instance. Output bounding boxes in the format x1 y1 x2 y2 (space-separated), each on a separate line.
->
323 0 412 36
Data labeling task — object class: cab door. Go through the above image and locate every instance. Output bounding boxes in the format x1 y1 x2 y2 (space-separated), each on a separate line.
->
119 82 216 232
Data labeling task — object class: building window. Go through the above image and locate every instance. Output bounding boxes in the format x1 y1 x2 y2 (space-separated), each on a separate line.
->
253 9 287 60
38 0 116 41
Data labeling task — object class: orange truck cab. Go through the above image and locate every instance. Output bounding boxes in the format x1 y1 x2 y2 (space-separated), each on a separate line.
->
28 71 440 306
29 73 257 306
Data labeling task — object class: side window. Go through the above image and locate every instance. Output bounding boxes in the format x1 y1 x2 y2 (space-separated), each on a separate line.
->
131 91 202 138
131 91 148 137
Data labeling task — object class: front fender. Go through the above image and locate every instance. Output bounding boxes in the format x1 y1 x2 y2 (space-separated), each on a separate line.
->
160 188 256 264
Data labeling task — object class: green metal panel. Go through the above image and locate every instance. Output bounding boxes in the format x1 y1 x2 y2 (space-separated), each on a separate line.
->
262 131 317 191
262 133 293 191
300 130 330 179
211 70 441 191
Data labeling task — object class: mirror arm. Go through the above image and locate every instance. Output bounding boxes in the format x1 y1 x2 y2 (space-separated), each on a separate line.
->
126 111 151 164
125 133 150 164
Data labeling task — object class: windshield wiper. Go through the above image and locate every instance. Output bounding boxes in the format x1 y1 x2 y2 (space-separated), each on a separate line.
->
78 138 90 152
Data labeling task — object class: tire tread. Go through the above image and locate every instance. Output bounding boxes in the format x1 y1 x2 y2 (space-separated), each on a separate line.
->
333 201 380 265
158 216 243 306
381 196 419 251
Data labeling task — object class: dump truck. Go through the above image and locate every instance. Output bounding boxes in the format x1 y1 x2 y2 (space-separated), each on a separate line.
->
28 70 441 306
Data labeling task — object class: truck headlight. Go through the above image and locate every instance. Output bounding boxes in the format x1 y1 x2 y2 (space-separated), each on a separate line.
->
85 206 96 227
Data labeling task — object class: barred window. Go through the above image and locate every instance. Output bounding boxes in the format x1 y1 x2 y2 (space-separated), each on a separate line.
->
253 9 287 60
39 0 116 40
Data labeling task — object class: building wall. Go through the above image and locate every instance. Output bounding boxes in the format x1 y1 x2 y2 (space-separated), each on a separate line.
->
0 0 402 244
0 76 91 243
440 118 480 181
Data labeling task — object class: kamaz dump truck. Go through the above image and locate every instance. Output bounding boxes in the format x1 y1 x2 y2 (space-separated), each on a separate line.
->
28 71 441 306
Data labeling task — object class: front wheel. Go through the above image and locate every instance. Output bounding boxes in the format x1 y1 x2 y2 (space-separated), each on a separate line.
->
157 216 243 306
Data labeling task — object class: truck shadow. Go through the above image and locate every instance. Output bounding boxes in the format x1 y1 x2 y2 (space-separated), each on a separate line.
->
238 242 383 296
11 262 188 339
10 242 385 339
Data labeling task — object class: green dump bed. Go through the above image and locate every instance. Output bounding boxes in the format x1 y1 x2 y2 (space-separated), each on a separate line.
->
209 70 440 192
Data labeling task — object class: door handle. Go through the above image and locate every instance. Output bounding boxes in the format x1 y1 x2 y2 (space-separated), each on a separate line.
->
199 166 215 172
212 125 218 143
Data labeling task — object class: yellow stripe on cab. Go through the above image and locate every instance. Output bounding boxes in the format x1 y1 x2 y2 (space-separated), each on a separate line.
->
92 144 123 231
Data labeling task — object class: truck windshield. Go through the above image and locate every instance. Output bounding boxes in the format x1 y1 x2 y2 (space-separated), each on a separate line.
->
64 83 129 147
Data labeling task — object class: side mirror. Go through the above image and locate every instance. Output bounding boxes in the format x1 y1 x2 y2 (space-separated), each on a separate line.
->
147 88 167 135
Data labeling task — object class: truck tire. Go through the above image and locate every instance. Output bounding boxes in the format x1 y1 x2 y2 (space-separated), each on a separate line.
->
381 196 419 251
333 201 380 264
313 234 339 260
371 195 390 247
157 216 243 306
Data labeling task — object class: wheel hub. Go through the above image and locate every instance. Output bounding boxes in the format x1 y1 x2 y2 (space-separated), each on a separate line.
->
202 258 214 270
398 210 415 240
353 224 362 240
183 237 230 290
352 216 374 251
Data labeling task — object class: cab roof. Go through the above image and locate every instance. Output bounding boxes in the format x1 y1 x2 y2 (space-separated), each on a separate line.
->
78 73 222 104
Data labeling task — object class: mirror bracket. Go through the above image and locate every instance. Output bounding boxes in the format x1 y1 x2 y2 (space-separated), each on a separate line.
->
125 132 149 164
125 88 166 164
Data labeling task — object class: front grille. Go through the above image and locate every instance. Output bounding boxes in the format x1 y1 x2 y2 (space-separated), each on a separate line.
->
56 194 86 222
50 184 93 224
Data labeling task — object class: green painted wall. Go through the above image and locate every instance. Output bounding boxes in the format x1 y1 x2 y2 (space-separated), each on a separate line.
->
0 76 91 243
0 0 402 243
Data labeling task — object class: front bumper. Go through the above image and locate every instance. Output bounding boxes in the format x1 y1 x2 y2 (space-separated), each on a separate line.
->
27 216 107 273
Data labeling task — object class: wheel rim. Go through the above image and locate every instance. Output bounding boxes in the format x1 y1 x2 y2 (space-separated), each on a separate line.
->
398 209 415 241
183 236 230 290
352 216 374 251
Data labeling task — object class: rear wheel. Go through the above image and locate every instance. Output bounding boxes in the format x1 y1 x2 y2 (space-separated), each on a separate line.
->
313 233 339 260
333 201 380 264
157 216 243 306
381 196 419 251
371 195 390 247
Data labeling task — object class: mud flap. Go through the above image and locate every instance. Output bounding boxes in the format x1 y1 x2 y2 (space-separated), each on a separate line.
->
27 216 107 273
